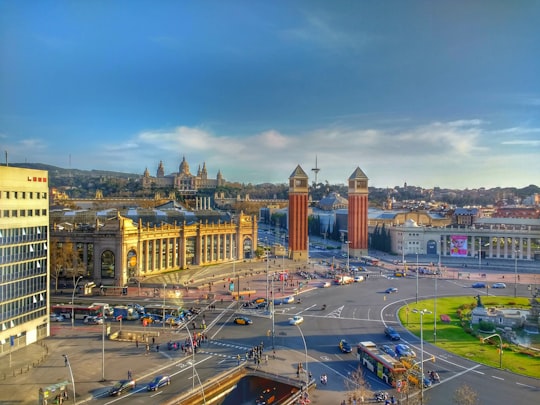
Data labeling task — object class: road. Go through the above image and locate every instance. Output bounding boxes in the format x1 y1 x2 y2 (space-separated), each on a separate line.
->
48 237 539 404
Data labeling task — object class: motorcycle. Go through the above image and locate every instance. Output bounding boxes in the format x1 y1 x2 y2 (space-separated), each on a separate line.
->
429 371 441 383
374 391 388 402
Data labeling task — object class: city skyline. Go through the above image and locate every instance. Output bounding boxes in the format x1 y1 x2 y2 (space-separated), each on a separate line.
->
1 1 540 189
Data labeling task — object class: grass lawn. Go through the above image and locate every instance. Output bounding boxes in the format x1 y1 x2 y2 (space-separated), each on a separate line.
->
398 296 540 378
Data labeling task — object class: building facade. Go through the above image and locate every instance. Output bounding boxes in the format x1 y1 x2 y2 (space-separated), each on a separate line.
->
347 167 369 258
142 156 225 194
50 211 258 288
0 167 50 355
288 166 309 261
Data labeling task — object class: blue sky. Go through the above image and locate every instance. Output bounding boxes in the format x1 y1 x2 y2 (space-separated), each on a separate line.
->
1 1 539 189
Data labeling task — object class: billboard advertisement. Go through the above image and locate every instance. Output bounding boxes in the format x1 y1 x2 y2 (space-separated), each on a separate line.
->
450 235 468 257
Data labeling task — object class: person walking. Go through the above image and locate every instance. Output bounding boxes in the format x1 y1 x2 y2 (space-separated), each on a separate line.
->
127 369 132 379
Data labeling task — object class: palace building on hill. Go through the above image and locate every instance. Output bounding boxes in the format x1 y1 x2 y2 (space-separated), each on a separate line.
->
142 156 225 194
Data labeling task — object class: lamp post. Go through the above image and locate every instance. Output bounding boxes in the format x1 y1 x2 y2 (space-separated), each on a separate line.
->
71 276 83 328
266 250 270 309
180 322 206 403
101 319 106 381
162 283 167 329
412 308 431 405
346 241 351 272
294 323 309 389
62 354 76 405
514 249 519 298
481 333 503 368
415 251 419 304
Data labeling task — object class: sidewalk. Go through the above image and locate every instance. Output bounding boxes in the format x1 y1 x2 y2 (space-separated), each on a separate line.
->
0 324 349 405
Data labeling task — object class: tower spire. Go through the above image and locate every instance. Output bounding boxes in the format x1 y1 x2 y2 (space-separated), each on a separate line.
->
311 155 321 187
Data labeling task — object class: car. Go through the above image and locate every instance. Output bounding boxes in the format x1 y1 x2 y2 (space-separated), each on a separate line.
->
109 379 136 396
339 339 352 353
322 281 331 288
381 344 397 358
472 282 486 288
395 344 416 358
408 371 432 388
289 316 304 325
234 316 253 325
50 314 65 322
84 316 104 325
147 375 171 391
282 296 295 304
492 282 507 289
385 287 398 294
354 275 364 282
384 326 401 341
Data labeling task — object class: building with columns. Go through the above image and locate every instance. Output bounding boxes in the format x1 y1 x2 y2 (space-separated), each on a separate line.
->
288 165 309 261
50 210 258 288
389 217 540 261
347 167 369 258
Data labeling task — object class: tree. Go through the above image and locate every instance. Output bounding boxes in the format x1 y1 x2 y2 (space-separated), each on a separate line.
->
344 366 374 404
453 384 479 405
49 239 84 292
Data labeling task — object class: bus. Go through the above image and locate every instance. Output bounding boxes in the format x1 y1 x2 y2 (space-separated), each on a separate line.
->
360 256 380 266
357 341 406 387
51 304 102 320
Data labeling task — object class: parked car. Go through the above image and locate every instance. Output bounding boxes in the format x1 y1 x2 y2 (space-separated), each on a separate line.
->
472 282 486 288
234 316 253 325
384 326 401 341
381 344 397 358
339 339 352 353
395 344 416 358
385 287 398 294
147 375 171 391
109 379 136 396
492 282 507 289
289 316 304 325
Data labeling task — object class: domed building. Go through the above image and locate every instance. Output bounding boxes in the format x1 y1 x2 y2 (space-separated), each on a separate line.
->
142 156 225 195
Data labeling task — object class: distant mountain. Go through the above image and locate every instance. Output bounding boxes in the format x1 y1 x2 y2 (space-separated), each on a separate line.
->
6 163 140 179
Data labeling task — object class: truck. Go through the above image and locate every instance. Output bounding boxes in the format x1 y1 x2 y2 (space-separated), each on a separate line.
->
334 275 354 285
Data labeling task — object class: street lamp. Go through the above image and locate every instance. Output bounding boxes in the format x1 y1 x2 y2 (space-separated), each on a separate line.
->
481 333 503 368
179 322 206 403
71 276 83 328
346 241 351 272
62 354 76 405
162 283 167 329
416 250 419 304
294 323 309 389
265 250 270 310
412 308 432 405
514 249 519 298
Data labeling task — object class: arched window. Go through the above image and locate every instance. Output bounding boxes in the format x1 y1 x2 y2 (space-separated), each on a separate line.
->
101 250 115 279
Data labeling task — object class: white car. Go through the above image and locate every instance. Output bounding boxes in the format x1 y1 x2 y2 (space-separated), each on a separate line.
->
289 316 304 325
84 316 104 325
492 282 507 289
354 275 364 282
50 314 65 322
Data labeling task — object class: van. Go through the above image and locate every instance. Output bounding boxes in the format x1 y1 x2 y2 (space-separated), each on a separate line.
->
91 302 113 316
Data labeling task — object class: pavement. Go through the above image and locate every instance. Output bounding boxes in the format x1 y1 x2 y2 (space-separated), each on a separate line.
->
1 255 538 405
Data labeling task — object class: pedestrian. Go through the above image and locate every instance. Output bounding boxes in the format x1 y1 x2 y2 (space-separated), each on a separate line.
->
156 344 160 352
152 336 155 345
127 369 132 379
237 354 241 365
64 357 68 367
135 339 139 348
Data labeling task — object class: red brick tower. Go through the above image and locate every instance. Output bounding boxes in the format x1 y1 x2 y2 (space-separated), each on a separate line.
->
348 167 369 257
288 165 309 261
